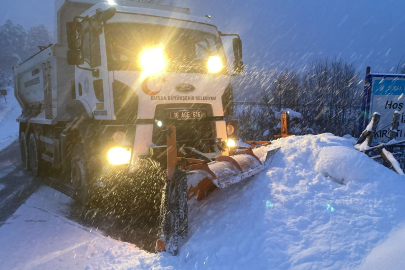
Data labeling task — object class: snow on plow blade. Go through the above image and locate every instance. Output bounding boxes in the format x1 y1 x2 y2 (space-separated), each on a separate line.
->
187 147 280 202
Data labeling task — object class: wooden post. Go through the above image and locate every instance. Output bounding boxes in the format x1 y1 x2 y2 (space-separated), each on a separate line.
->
387 111 401 152
356 112 380 146
285 110 290 134
389 111 400 141
378 147 404 175
274 112 292 138
366 113 380 148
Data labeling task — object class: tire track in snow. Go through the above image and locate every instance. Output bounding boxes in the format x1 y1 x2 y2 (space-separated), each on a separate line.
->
0 162 17 178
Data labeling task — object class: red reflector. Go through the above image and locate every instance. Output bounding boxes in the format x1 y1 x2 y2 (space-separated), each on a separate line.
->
156 239 166 252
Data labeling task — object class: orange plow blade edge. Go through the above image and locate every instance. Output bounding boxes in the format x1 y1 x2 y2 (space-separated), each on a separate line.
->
186 146 280 203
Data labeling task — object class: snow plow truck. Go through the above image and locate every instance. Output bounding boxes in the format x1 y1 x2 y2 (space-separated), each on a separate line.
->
13 0 278 254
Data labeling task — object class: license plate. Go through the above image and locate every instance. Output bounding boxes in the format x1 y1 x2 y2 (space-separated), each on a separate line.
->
170 109 206 120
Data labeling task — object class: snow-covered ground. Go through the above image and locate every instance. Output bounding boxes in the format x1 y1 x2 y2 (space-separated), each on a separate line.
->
0 87 20 151
1 133 405 269
0 186 156 270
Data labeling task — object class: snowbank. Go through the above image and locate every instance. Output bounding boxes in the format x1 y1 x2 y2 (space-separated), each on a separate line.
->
360 225 405 270
0 87 20 151
2 134 405 269
152 134 405 269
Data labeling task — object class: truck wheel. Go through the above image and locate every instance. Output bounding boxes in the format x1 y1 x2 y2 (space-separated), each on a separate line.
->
19 132 29 171
71 144 91 203
28 133 44 177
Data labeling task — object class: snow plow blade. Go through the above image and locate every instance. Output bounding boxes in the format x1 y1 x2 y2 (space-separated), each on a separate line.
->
157 126 280 255
187 147 280 202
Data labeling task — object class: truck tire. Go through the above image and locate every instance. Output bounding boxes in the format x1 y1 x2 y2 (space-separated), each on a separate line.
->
70 144 91 203
28 133 44 177
19 132 29 171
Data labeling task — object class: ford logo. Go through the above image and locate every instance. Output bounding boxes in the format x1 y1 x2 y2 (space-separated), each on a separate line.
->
175 83 195 92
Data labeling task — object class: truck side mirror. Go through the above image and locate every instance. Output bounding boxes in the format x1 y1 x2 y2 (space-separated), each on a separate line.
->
232 38 242 61
67 21 82 50
97 7 116 22
67 50 84 66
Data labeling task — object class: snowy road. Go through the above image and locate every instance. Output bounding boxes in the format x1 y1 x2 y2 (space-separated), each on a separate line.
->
0 142 159 269
0 141 39 224
0 185 155 270
0 89 37 223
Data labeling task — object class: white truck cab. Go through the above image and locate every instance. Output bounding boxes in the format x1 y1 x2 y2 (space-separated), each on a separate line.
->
14 0 244 199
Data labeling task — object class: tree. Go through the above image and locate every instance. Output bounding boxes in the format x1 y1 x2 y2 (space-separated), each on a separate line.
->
0 20 52 87
0 20 27 71
26 25 52 56
236 58 362 140
261 69 300 111
301 58 361 136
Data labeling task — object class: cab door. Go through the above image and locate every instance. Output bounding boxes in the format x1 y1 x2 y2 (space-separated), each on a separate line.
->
75 25 112 120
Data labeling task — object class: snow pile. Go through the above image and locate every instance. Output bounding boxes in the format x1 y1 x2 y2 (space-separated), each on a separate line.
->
0 87 20 151
152 134 405 269
342 134 357 145
2 134 405 269
360 227 405 270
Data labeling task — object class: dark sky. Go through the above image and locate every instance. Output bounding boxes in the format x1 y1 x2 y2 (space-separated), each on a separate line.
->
1 0 404 74
0 0 54 32
188 0 405 74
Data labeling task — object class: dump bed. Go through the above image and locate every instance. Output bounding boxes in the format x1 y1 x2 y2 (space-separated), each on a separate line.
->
13 45 75 124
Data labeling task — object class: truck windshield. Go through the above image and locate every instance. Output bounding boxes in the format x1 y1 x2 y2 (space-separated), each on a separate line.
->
105 23 227 74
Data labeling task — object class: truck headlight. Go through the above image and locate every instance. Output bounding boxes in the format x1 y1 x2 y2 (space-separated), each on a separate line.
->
107 147 131 165
227 138 236 147
207 56 223 73
140 47 166 76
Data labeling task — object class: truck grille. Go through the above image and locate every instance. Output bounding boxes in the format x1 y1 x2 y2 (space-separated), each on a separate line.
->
152 104 216 151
